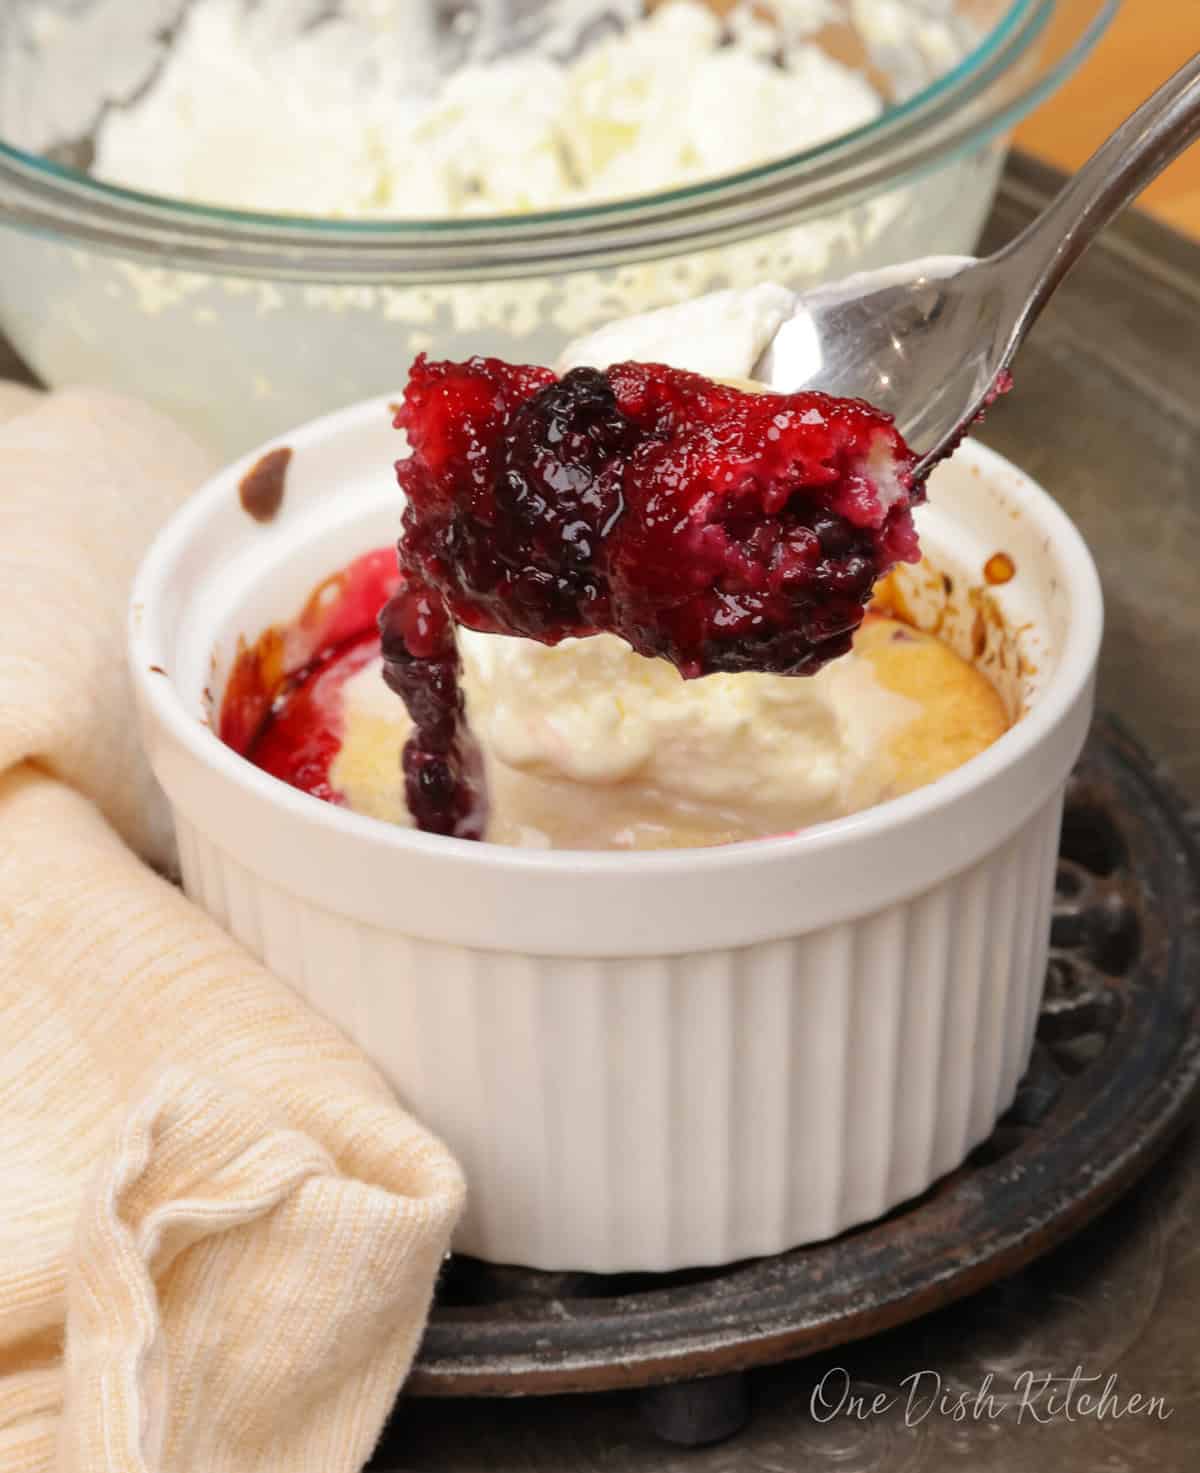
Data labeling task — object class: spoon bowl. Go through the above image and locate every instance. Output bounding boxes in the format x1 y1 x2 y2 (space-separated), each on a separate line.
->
752 52 1200 477
753 253 1006 469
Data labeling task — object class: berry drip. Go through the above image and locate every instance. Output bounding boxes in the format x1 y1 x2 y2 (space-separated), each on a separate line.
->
380 355 922 838
377 572 486 839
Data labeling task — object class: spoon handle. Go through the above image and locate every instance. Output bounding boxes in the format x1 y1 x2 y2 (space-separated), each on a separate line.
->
1000 51 1200 338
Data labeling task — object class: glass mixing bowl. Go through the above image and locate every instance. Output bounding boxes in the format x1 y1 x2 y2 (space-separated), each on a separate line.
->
0 0 1116 453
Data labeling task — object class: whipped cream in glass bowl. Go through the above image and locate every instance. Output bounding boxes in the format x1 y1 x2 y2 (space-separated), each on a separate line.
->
0 0 1116 454
87 0 887 218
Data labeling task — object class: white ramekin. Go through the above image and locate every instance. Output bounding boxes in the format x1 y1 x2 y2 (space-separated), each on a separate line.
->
130 397 1102 1273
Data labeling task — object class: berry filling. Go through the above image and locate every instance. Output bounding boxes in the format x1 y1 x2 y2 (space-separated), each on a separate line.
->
219 546 400 763
380 356 922 838
245 629 379 802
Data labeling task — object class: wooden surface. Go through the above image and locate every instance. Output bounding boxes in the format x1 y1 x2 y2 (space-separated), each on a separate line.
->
1016 0 1200 237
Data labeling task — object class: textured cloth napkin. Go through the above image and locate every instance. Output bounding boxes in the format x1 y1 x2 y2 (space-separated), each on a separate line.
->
0 386 465 1472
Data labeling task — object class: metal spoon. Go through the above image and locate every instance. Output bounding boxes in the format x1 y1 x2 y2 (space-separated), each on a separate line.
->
752 53 1200 479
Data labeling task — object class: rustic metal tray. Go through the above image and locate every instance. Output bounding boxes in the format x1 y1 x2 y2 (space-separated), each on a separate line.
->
375 154 1200 1470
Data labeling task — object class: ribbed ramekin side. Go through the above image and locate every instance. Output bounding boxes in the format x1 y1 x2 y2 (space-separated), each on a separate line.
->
171 794 1061 1272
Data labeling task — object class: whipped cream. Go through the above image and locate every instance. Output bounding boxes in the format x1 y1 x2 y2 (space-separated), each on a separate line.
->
90 0 883 216
465 624 912 830
332 632 917 847
558 283 798 380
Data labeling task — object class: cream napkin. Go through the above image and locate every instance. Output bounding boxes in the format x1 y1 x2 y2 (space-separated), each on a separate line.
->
0 387 465 1473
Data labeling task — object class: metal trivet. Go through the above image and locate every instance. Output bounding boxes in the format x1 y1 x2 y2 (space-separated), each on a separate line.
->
407 715 1200 1446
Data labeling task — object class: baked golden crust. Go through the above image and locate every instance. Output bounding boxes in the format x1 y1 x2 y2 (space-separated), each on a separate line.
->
854 612 1009 798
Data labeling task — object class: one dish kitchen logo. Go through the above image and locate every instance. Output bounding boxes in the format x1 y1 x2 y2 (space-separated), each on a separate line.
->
810 1366 1174 1427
